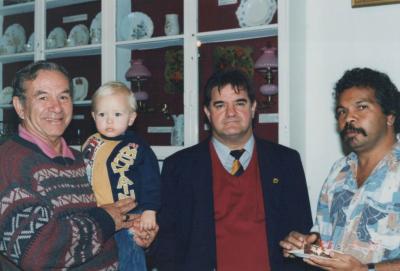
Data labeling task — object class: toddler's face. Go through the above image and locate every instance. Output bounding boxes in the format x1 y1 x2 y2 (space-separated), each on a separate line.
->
92 93 136 138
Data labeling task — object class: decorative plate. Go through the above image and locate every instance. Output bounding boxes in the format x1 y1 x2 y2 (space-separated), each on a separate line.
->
119 12 154 40
47 27 67 48
68 24 90 47
0 86 13 104
90 12 101 44
4 23 26 53
235 0 277 28
0 36 16 55
72 77 88 101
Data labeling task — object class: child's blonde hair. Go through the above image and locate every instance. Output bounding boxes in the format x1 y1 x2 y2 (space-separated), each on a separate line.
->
91 81 137 112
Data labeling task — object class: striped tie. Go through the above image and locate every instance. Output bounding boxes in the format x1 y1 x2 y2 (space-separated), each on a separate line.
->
230 149 245 176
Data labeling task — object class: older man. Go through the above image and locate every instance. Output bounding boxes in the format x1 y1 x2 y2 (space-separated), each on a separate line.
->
0 61 156 270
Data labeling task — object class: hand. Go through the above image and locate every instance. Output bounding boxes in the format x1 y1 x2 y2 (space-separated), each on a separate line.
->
131 217 159 248
140 210 157 231
279 231 319 257
101 197 137 231
304 251 366 271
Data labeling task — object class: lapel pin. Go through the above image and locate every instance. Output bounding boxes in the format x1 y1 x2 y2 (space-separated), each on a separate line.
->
272 178 279 184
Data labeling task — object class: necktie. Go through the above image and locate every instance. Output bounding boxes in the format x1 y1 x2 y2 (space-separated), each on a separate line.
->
230 149 245 176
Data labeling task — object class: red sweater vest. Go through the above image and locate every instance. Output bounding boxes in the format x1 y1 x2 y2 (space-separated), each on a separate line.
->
210 144 270 271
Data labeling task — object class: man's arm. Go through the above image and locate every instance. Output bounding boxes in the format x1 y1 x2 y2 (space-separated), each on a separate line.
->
149 154 180 269
0 186 135 270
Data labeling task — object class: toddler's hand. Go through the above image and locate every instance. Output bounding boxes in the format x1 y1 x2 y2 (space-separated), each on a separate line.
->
140 210 157 231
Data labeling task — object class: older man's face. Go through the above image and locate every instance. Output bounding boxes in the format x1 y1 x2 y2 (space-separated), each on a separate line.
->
13 69 72 144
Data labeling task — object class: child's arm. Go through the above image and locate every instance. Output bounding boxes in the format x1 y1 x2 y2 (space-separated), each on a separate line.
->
140 210 157 230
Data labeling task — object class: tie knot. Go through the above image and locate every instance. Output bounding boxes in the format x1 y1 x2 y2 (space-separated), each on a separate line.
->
230 149 245 160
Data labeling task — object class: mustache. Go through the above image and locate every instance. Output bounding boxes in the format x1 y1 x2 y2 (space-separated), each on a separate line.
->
340 122 367 138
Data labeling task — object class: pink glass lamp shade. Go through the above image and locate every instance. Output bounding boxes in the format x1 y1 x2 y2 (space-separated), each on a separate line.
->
254 47 278 71
125 59 152 81
125 59 151 102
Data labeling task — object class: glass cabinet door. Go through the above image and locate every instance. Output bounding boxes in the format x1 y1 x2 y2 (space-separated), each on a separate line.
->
196 0 279 143
115 0 184 156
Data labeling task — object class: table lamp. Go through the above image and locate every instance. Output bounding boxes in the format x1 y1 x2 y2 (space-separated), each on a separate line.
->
254 47 278 109
125 59 151 111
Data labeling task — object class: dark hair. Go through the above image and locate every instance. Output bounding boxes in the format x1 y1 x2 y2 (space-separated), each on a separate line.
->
203 68 255 107
334 67 400 133
12 61 72 103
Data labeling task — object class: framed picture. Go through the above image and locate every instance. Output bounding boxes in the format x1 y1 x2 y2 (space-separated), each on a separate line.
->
352 0 400 7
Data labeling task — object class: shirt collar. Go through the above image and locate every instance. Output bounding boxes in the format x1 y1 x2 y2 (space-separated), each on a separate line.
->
18 125 75 160
211 135 254 171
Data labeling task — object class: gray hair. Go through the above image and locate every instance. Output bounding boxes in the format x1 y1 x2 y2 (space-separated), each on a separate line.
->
12 60 72 104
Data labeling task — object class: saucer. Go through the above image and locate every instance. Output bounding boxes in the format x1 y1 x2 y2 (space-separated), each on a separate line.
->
90 12 101 44
47 27 67 48
119 12 154 40
68 24 90 47
4 23 26 53
236 0 277 27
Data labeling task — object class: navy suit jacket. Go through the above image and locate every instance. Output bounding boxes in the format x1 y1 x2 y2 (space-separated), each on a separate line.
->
152 137 313 271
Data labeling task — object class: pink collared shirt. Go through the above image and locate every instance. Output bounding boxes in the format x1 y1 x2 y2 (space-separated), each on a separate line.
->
18 125 75 159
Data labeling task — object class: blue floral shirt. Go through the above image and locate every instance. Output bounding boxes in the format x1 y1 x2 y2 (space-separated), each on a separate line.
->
311 141 400 264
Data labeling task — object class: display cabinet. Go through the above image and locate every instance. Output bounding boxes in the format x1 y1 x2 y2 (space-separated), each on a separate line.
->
0 0 290 160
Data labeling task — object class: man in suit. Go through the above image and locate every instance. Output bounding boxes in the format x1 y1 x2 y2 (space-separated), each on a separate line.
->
153 68 313 271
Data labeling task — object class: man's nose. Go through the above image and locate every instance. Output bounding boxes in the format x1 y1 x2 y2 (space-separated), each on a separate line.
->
226 104 237 116
49 98 62 112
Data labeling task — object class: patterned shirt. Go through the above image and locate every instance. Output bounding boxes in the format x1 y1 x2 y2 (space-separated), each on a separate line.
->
311 141 400 264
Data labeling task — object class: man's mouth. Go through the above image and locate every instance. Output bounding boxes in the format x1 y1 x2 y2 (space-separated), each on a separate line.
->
340 122 367 139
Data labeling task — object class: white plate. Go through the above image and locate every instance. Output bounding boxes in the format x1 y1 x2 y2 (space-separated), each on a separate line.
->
235 0 277 27
4 23 26 53
0 36 16 55
119 12 154 40
0 86 13 104
90 12 101 44
68 24 90 47
47 27 67 48
72 77 88 101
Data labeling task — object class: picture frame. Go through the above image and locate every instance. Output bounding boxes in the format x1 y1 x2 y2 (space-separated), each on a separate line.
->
352 0 400 7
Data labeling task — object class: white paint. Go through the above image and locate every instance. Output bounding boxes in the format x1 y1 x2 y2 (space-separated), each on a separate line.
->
259 113 279 123
147 126 173 133
62 14 87 24
218 0 237 6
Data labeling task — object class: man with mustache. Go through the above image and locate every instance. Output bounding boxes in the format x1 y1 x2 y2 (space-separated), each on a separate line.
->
152 68 313 271
280 67 400 271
